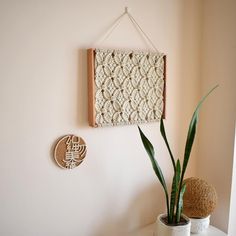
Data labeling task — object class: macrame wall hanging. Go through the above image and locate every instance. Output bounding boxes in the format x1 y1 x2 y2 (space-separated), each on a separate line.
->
88 8 166 127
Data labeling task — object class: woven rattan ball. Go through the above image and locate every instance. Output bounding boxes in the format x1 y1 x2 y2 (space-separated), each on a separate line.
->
183 177 217 218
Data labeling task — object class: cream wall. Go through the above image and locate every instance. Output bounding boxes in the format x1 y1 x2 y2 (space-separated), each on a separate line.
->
197 0 236 233
0 0 221 235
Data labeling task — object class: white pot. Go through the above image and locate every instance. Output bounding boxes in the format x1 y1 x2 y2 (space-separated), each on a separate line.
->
155 214 191 236
190 215 210 234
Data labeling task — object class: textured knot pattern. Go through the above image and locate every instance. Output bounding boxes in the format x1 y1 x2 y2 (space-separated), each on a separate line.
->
183 177 217 218
94 48 165 127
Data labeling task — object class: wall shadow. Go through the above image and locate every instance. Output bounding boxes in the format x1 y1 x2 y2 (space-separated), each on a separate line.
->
76 48 89 128
91 184 165 236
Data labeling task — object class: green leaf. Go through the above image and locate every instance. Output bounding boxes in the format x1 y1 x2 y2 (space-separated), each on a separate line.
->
138 126 170 219
160 118 176 171
182 117 197 177
181 85 219 179
175 85 218 223
138 126 168 191
176 183 186 223
169 160 181 223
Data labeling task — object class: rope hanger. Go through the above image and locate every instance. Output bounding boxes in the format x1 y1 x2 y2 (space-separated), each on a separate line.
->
93 7 159 52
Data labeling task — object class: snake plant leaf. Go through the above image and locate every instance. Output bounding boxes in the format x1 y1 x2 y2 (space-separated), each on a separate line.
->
138 126 168 192
182 85 219 179
175 85 218 223
176 183 186 223
169 159 181 223
160 118 176 171
138 126 170 219
181 85 219 179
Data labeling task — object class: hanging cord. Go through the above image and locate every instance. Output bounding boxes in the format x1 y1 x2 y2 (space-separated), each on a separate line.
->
93 7 159 52
92 11 126 48
126 11 159 52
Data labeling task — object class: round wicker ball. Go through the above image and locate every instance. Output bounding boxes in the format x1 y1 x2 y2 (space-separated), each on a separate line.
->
183 177 217 218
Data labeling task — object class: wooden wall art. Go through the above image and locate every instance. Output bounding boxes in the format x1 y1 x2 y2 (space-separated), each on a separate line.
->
87 48 166 127
54 135 87 169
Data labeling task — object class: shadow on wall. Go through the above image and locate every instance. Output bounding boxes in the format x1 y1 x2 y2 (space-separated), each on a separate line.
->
77 49 89 128
91 184 165 236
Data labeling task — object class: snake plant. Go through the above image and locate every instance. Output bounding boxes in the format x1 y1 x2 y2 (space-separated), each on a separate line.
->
138 85 218 224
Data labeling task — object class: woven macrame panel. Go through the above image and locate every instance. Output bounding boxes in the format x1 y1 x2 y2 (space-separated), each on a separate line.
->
87 48 166 127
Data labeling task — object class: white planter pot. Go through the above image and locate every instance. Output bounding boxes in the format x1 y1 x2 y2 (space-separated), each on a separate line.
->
155 214 191 236
190 215 210 234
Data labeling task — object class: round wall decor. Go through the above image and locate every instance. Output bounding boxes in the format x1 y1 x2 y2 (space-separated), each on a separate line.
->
54 134 87 169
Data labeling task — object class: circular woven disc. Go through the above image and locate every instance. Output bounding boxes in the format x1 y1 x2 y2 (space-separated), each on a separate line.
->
54 135 86 169
183 177 217 218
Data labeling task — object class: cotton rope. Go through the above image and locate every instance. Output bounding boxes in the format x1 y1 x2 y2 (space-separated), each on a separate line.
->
93 7 159 52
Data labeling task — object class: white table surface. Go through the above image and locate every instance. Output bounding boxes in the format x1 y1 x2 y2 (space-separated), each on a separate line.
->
129 223 227 236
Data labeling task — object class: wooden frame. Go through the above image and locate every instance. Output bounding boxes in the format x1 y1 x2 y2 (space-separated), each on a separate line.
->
87 49 96 127
87 48 166 127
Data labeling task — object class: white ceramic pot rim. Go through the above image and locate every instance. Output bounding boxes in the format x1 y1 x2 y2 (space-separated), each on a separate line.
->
157 213 191 229
190 215 210 222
